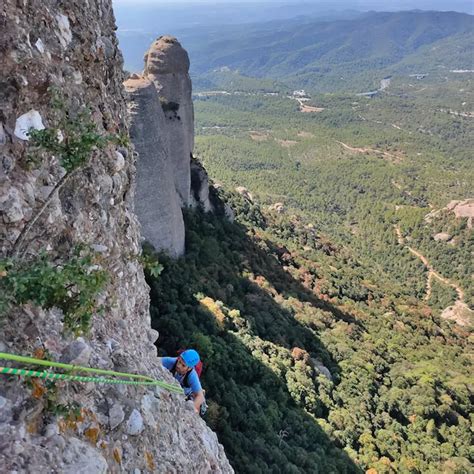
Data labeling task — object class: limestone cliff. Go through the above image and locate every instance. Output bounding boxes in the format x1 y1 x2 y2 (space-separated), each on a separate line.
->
0 1 232 472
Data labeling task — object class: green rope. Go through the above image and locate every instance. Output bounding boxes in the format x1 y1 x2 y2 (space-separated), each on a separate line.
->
0 366 182 390
0 352 155 381
0 352 182 393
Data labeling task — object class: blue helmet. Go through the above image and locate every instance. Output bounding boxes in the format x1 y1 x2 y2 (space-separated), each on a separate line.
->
180 349 200 368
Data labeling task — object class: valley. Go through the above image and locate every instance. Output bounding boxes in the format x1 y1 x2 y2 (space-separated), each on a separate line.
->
182 12 473 470
193 62 473 314
1 2 472 473
116 6 473 473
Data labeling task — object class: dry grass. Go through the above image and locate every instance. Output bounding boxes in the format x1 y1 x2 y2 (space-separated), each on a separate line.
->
249 131 269 141
276 139 297 148
297 131 315 138
300 104 325 113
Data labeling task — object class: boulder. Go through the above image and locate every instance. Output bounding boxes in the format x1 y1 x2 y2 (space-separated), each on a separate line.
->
235 186 253 201
433 232 452 242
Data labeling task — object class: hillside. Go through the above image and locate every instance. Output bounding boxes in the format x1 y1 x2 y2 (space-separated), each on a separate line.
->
2 4 470 473
180 12 474 469
193 63 474 309
147 191 473 472
183 11 474 93
115 4 363 73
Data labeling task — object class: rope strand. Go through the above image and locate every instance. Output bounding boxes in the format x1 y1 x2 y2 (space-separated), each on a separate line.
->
0 352 182 393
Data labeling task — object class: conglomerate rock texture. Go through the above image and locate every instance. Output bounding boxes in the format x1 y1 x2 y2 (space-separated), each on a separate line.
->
0 1 232 472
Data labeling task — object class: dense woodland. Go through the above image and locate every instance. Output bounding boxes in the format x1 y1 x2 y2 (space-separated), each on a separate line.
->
193 75 473 310
147 195 472 473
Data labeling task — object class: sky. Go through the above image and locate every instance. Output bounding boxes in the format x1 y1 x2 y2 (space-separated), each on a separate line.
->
112 0 469 3
112 0 473 12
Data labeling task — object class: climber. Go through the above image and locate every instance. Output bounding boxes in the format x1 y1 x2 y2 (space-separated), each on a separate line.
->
160 349 206 415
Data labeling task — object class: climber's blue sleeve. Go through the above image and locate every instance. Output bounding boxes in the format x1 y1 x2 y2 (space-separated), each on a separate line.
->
186 369 202 394
161 357 177 371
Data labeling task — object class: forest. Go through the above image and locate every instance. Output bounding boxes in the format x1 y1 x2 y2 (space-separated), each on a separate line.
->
182 11 474 94
147 192 472 473
193 70 473 307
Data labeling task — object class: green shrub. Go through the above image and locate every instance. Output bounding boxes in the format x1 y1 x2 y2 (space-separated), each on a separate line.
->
140 244 164 278
0 248 108 333
28 110 106 173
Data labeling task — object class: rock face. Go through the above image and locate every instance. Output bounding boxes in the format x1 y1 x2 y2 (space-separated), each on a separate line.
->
125 36 212 256
191 157 214 212
425 198 474 229
441 301 474 327
269 202 285 214
433 232 452 242
0 1 232 472
125 76 185 257
235 186 253 202
144 36 194 207
447 199 474 229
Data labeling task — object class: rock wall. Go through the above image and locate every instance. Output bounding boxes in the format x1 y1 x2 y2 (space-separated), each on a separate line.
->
125 76 185 257
190 158 214 213
0 1 232 472
126 36 213 256
144 36 194 207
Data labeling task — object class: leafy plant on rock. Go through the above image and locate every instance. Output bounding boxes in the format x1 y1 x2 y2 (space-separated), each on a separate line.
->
0 247 108 333
140 243 164 278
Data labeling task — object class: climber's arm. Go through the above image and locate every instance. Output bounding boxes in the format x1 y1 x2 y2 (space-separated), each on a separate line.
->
192 390 205 414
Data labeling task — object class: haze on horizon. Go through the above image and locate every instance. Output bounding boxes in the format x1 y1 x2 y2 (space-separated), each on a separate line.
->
113 0 473 14
114 0 473 73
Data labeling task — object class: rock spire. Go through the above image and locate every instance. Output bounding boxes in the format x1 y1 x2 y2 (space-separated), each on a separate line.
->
125 35 214 256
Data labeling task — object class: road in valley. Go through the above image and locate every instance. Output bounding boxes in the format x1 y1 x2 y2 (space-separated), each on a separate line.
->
394 225 464 302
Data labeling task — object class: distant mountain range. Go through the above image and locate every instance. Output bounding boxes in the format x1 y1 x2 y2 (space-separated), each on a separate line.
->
183 11 474 92
117 10 473 93
116 6 363 73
